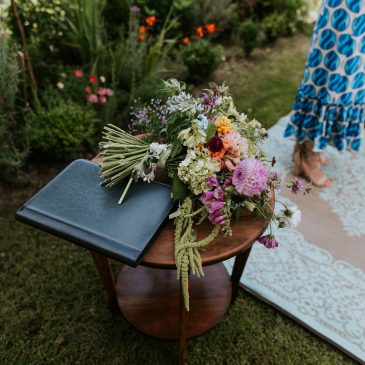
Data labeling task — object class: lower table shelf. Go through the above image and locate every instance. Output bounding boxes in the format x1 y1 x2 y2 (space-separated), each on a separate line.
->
116 263 232 340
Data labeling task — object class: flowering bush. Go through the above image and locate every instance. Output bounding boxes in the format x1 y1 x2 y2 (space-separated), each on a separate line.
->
98 79 309 310
55 69 113 106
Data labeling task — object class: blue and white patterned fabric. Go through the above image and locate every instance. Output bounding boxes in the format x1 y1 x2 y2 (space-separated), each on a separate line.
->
284 0 365 152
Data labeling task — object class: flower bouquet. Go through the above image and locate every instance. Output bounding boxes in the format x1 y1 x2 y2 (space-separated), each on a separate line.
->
98 79 308 310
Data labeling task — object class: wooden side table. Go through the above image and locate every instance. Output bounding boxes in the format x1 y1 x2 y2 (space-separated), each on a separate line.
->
91 208 271 365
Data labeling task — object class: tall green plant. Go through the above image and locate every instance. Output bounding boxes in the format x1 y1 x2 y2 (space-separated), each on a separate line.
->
0 30 28 181
109 5 178 104
63 0 106 72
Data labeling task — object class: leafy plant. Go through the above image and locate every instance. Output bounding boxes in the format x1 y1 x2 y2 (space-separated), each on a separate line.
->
239 20 260 58
62 0 106 72
181 39 221 84
0 29 28 181
27 101 97 159
261 12 286 44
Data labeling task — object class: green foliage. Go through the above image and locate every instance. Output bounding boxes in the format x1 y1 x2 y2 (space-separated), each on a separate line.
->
102 0 130 40
236 0 307 44
134 77 165 103
206 121 216 139
239 20 260 58
62 0 106 72
0 30 28 182
261 12 287 44
110 6 177 93
192 0 238 34
27 101 96 159
171 172 187 200
6 0 67 60
181 39 220 84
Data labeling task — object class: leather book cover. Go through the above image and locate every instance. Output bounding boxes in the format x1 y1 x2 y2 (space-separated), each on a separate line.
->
15 159 175 266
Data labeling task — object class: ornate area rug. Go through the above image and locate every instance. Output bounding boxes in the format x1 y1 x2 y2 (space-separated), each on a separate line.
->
225 116 365 364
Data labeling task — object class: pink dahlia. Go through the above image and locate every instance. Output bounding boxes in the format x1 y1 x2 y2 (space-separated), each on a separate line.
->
232 157 269 197
224 131 248 156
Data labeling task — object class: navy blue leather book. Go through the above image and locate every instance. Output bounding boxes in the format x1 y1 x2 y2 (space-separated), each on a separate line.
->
15 159 175 266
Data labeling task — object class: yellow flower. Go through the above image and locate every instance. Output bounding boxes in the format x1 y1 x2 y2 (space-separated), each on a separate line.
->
215 116 233 135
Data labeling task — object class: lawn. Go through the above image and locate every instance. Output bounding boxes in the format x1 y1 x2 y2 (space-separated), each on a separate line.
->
0 34 356 365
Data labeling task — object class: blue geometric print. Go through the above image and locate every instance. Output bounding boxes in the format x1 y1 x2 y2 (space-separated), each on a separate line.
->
285 0 365 152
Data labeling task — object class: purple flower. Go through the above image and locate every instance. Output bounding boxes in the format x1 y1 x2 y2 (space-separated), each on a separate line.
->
258 235 279 249
202 191 215 200
213 187 224 201
269 172 281 190
208 210 225 225
208 135 224 152
206 201 225 213
207 176 220 188
201 92 218 111
232 157 269 197
288 178 305 195
130 5 140 12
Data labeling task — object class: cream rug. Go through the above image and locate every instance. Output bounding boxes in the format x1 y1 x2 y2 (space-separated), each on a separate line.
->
225 116 365 364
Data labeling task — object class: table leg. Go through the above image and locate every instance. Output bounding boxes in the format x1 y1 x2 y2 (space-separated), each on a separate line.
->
90 251 119 315
178 277 189 365
230 246 252 305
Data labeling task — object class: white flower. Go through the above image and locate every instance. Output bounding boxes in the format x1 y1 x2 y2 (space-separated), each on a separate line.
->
166 92 203 116
56 82 64 89
178 120 206 148
149 143 168 159
288 207 302 228
100 75 106 83
178 149 220 195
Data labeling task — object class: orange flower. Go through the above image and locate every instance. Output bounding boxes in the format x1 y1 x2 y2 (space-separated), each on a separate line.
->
139 25 146 33
146 16 157 27
181 37 190 44
139 33 145 41
196 26 204 38
205 23 216 34
216 116 233 135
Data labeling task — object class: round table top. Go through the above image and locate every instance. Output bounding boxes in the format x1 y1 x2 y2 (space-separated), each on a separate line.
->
142 204 273 269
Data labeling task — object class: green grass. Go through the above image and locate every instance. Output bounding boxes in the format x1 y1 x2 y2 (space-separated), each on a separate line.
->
0 34 357 364
214 34 310 129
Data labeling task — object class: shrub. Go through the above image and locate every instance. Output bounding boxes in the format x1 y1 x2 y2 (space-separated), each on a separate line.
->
261 12 286 44
181 39 220 84
239 20 260 58
28 101 97 159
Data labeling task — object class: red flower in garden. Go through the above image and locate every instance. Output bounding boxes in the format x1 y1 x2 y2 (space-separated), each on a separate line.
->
196 26 204 38
88 75 97 84
73 69 83 78
85 85 92 94
181 37 190 44
145 16 157 27
87 94 98 103
97 87 107 96
98 95 107 104
205 23 216 34
139 26 147 41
